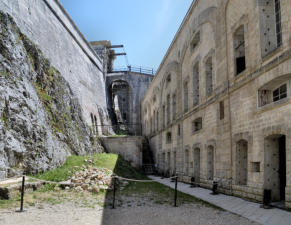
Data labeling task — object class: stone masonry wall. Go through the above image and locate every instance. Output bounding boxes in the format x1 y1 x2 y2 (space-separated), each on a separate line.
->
142 0 291 208
100 136 143 168
0 0 110 130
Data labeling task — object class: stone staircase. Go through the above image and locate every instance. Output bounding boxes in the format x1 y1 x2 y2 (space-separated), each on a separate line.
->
142 138 155 175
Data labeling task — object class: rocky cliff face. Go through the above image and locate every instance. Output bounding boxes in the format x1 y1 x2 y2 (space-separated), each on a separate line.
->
0 12 103 178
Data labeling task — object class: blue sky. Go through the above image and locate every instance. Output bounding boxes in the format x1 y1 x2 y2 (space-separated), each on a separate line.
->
59 0 193 70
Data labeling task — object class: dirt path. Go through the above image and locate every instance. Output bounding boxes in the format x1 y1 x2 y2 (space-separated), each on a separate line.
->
0 201 259 225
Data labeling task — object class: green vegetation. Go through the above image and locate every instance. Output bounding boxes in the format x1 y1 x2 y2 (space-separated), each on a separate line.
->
33 153 145 182
34 83 52 103
108 134 128 137
0 70 12 79
0 153 220 210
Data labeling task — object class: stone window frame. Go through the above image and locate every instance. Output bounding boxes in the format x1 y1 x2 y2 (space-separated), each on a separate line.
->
162 104 166 128
233 132 253 184
273 83 287 102
166 93 171 125
235 139 248 186
205 140 216 181
230 15 249 78
233 25 246 76
203 49 215 97
257 0 283 59
190 30 201 53
219 101 225 120
184 145 191 176
152 95 156 103
172 91 177 120
183 77 190 113
165 73 171 89
192 117 203 134
166 131 172 144
177 124 181 136
156 110 159 132
257 74 291 109
192 60 200 106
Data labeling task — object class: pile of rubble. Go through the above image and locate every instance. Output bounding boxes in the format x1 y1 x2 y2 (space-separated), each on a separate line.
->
59 161 128 193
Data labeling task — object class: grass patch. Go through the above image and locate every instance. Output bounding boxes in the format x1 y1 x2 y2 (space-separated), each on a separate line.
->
107 134 128 137
33 153 146 182
0 153 220 211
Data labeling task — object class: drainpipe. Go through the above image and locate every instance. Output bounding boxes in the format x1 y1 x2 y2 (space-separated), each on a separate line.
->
224 3 234 195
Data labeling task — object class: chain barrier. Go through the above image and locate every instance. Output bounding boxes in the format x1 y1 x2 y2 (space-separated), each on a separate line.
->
4 174 180 212
0 175 23 183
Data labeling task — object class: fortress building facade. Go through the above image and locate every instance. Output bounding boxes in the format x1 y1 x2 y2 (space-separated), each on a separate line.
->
142 0 291 208
1 0 291 210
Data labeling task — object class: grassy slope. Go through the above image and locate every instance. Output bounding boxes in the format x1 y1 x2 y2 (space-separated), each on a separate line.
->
33 153 146 182
1 153 220 210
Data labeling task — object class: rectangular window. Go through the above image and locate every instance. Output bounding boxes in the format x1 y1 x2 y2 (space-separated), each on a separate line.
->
156 111 159 131
162 105 165 128
172 94 176 120
191 31 200 51
258 0 282 57
193 64 200 105
167 94 171 124
166 132 172 143
219 101 224 120
251 162 260 172
205 58 213 96
273 84 287 102
177 124 181 136
192 118 202 133
234 26 246 75
184 82 189 112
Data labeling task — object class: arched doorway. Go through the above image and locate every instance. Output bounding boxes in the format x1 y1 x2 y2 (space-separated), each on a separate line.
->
236 140 248 185
108 80 132 134
185 149 189 176
193 148 200 183
207 146 214 180
264 135 286 203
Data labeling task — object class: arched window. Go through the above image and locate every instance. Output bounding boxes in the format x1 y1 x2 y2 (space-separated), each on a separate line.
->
207 146 214 180
236 140 248 185
193 63 199 105
205 57 213 96
167 94 171 124
184 82 189 112
172 93 176 120
234 26 246 75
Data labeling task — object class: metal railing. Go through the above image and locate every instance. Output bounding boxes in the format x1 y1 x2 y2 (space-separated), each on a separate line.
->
95 124 142 136
110 66 156 75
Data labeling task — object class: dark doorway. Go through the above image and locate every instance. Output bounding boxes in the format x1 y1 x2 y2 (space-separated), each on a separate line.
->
264 134 286 203
278 135 286 201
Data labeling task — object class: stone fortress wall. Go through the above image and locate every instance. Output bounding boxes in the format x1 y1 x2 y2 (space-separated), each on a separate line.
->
106 71 154 135
142 0 291 208
0 0 111 132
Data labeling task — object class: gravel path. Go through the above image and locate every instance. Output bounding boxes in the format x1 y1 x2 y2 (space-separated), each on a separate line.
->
0 201 260 225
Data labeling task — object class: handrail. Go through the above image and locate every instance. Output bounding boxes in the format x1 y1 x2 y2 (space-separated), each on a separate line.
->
110 66 156 75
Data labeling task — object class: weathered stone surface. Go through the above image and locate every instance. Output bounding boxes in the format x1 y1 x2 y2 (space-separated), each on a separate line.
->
0 0 111 133
0 12 103 176
100 136 144 168
142 0 291 207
